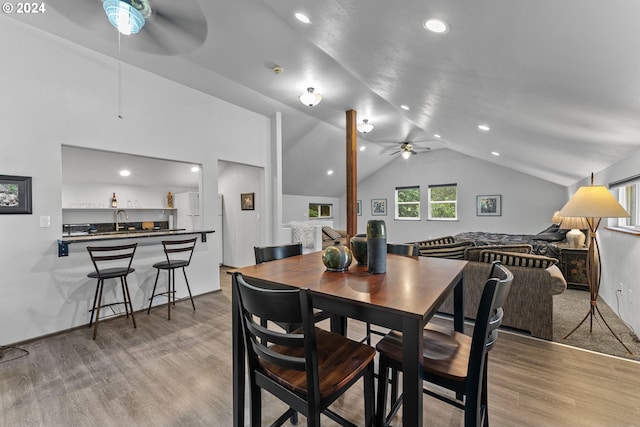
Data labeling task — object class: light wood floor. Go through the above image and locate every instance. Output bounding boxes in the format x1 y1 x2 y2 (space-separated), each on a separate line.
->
1 268 639 427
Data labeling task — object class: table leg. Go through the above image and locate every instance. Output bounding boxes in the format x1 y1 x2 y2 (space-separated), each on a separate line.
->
232 274 245 427
453 274 464 333
402 317 423 427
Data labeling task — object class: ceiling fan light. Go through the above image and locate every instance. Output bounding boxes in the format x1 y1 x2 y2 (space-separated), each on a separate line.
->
357 119 374 133
401 151 412 160
299 87 322 107
103 0 145 35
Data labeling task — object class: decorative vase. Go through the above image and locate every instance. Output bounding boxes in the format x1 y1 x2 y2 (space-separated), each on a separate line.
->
350 234 368 265
367 220 387 274
322 242 353 272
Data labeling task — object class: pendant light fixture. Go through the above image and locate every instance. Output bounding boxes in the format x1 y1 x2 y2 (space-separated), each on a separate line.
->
299 87 322 107
357 119 374 134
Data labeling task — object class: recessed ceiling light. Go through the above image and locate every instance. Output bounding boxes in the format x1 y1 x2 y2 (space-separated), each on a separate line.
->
423 19 450 34
359 146 366 151
491 151 500 156
327 170 334 175
478 124 491 132
191 166 200 173
295 12 310 24
119 170 130 177
434 134 441 139
400 105 410 111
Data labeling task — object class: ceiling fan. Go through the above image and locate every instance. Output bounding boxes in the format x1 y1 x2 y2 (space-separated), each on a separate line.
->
49 0 208 56
383 141 432 159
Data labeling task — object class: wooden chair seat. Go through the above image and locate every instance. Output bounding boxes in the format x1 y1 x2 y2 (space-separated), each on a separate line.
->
262 327 376 399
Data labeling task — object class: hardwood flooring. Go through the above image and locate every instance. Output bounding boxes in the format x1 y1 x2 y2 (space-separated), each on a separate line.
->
0 267 639 426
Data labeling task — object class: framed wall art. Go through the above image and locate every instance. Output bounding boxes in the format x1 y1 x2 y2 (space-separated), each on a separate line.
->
476 194 501 216
357 200 362 216
241 192 255 211
0 175 32 214
371 198 387 216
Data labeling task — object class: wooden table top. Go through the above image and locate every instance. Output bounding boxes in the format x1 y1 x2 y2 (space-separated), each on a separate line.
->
232 251 467 320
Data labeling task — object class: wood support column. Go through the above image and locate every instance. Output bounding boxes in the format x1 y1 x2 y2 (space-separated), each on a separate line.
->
346 110 358 240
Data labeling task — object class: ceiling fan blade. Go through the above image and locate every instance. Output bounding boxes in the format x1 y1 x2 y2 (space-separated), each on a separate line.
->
389 150 400 156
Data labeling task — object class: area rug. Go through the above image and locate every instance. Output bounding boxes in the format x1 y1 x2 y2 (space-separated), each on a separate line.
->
553 288 640 361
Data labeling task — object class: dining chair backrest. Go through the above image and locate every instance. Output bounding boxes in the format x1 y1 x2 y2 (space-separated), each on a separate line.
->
161 238 197 267
386 242 420 256
87 243 137 279
254 243 303 264
233 272 320 398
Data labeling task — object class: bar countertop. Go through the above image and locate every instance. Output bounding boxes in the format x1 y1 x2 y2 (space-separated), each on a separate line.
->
57 229 215 256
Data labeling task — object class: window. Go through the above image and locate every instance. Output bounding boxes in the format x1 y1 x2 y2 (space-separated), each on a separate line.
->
612 176 640 229
428 183 457 221
308 203 332 219
395 186 420 220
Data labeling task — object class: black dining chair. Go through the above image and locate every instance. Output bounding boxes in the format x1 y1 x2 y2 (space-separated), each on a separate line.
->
360 243 420 346
233 272 376 427
375 261 514 427
86 243 138 340
147 238 197 320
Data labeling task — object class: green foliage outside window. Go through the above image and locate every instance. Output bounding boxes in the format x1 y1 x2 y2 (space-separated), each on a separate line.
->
309 203 332 219
396 187 420 219
429 185 457 220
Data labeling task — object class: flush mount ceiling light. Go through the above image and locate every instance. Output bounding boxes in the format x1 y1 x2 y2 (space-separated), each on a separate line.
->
299 87 322 107
103 0 151 35
357 119 374 134
423 18 450 34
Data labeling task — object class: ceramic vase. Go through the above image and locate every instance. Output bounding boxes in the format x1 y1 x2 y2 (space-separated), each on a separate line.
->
367 220 387 274
322 242 352 272
350 234 368 265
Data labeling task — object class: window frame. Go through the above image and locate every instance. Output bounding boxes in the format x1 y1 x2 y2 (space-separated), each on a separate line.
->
427 183 458 221
308 203 333 219
612 177 640 230
395 185 421 221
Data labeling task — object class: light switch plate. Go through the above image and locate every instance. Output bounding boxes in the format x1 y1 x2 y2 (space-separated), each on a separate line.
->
40 216 51 228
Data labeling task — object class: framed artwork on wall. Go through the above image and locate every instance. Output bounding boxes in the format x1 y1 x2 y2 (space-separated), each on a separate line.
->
476 194 501 216
0 175 32 214
371 198 387 216
357 200 362 216
241 192 255 210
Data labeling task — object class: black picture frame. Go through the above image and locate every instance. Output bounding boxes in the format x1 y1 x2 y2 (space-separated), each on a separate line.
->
241 192 255 211
0 175 32 214
476 194 501 216
357 200 362 216
371 198 387 216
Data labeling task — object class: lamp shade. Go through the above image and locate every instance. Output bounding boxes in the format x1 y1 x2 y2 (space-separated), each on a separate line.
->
559 216 588 230
103 0 146 35
299 87 322 107
559 185 629 218
550 210 563 224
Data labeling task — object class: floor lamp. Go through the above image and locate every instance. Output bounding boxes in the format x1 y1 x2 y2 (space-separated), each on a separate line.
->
559 175 632 354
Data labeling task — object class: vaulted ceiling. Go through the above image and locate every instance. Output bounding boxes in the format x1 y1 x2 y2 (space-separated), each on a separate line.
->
11 0 640 196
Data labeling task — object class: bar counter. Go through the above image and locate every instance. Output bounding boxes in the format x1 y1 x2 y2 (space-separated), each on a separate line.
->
57 229 215 257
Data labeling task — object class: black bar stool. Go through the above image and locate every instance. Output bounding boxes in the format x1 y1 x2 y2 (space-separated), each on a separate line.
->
86 243 138 340
147 238 197 320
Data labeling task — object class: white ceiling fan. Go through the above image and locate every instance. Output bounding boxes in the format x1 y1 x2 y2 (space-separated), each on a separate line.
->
49 0 208 55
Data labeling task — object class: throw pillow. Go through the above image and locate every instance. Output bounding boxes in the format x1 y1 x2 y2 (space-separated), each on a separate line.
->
464 244 532 261
290 221 316 249
322 226 342 241
413 236 455 246
419 241 474 259
480 250 558 269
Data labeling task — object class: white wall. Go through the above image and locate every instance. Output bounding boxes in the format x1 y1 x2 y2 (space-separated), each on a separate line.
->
0 17 271 344
584 153 640 336
347 149 567 243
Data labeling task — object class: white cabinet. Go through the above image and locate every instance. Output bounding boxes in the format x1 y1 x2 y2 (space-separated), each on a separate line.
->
175 192 201 231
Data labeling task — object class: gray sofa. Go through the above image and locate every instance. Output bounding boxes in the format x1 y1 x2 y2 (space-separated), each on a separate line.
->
417 240 567 340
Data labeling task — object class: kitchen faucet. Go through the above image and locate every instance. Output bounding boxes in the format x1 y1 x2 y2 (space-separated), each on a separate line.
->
114 209 129 231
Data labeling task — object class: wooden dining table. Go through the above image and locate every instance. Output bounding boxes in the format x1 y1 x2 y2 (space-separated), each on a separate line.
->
231 251 467 427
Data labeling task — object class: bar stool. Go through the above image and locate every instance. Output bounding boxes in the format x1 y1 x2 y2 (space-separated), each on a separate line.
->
147 238 197 320
86 243 138 340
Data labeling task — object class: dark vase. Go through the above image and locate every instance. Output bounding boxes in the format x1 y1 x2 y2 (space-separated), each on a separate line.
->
322 242 353 272
367 220 386 274
350 234 368 265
